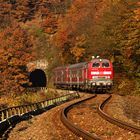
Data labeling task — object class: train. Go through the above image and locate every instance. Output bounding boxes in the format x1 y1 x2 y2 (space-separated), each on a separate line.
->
53 56 114 92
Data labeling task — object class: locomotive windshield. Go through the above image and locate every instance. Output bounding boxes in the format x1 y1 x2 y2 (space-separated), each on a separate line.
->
92 62 100 68
102 62 110 68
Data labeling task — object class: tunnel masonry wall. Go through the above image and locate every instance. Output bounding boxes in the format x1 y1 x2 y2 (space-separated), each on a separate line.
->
27 59 48 87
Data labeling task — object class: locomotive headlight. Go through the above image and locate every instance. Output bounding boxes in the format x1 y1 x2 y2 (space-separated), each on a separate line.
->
91 71 99 75
107 82 112 85
92 82 96 86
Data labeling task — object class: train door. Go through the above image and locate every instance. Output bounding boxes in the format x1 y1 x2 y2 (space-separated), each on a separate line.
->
84 63 88 89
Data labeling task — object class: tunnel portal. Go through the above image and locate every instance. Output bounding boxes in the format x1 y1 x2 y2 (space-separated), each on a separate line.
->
29 69 47 87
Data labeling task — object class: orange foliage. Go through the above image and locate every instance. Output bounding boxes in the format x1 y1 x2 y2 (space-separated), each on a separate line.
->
0 2 12 28
41 14 58 34
70 34 86 62
0 24 35 96
133 2 140 21
52 0 108 63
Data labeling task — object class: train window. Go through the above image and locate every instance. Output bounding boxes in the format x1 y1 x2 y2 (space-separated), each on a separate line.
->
102 62 110 68
92 62 100 68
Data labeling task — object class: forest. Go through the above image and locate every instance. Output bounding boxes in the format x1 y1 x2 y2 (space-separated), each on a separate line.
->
0 0 139 103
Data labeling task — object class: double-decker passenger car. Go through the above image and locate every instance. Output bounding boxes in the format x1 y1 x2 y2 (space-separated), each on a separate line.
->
53 57 113 91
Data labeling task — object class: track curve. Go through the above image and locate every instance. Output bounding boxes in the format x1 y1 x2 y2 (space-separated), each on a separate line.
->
61 94 102 140
61 93 140 139
98 94 140 134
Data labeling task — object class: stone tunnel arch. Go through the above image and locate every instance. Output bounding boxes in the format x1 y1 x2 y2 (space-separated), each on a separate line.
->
29 69 47 87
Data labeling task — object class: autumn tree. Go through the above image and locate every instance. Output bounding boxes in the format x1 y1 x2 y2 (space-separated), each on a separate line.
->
0 1 12 28
96 0 140 74
12 0 31 22
52 0 109 64
0 24 35 96
93 0 140 93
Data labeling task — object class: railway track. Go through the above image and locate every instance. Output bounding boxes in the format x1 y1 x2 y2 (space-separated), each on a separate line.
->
3 92 140 140
61 94 140 140
61 94 101 140
98 95 140 135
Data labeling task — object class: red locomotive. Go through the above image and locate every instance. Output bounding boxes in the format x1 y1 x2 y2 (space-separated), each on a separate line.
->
53 56 113 91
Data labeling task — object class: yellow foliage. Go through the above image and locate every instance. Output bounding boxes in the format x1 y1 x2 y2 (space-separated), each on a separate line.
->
70 46 85 62
69 34 87 62
75 34 86 47
133 2 140 21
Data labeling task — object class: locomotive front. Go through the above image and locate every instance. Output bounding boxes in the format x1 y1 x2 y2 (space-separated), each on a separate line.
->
87 58 113 90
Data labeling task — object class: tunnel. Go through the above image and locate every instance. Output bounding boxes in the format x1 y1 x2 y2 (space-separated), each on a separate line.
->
29 69 47 87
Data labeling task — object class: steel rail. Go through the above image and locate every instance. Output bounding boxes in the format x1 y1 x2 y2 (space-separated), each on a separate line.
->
61 95 102 140
98 94 140 134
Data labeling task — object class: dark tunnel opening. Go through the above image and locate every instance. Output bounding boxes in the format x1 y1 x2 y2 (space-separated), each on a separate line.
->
29 69 47 87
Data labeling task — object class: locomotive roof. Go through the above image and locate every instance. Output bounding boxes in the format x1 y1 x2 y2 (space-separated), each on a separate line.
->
54 59 111 70
68 62 87 68
91 58 110 62
53 65 68 70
